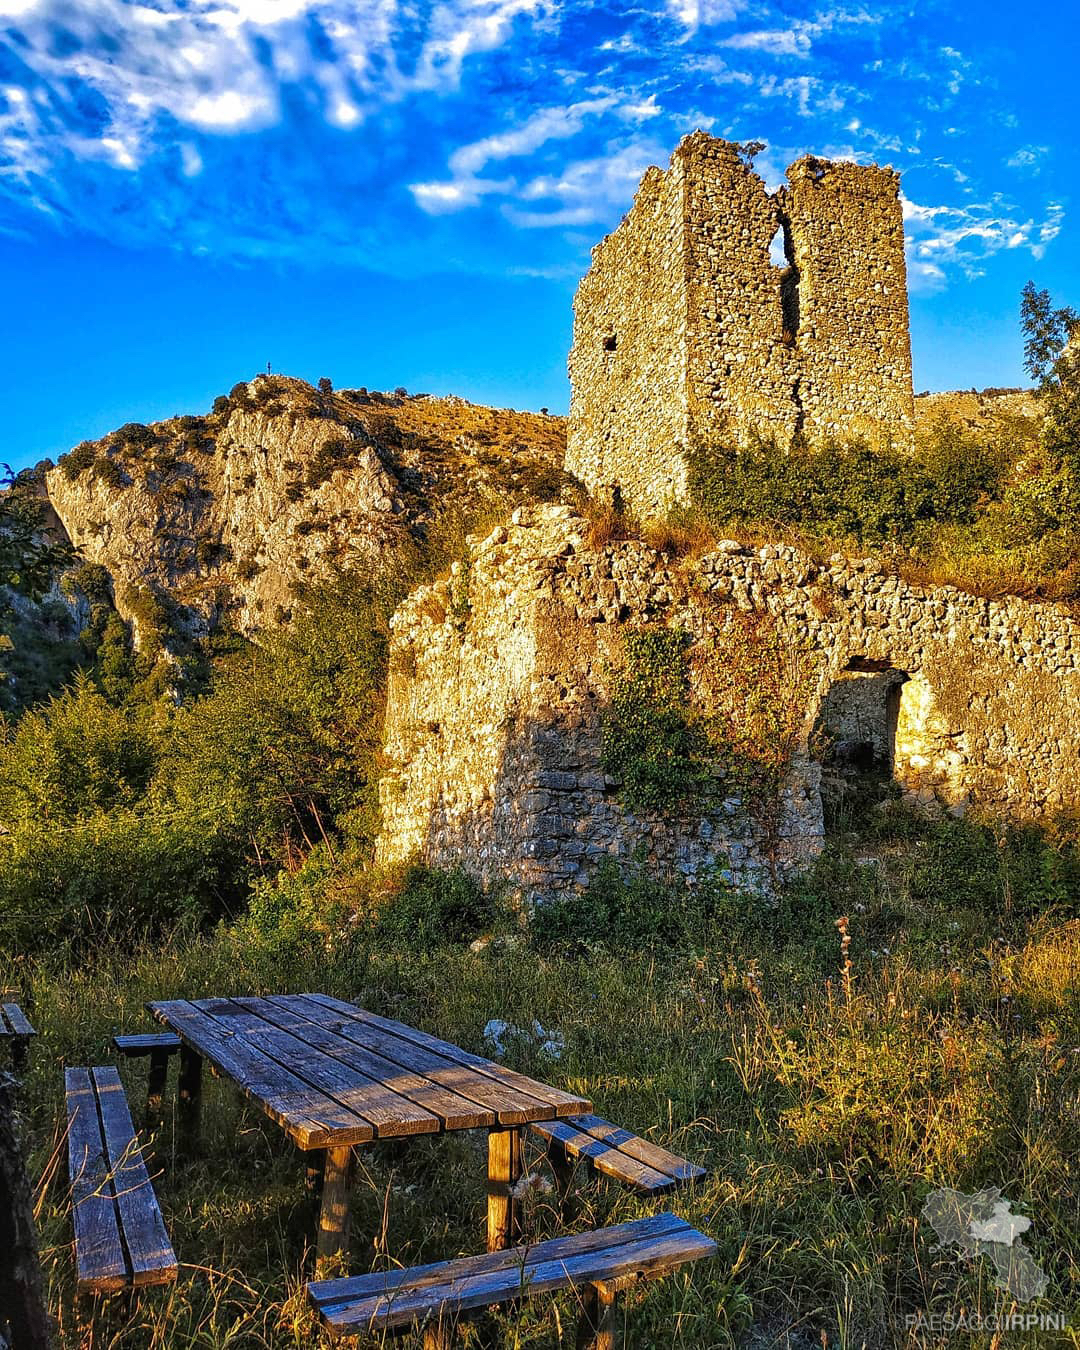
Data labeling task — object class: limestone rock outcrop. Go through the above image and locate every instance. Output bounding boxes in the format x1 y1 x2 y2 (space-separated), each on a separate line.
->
42 377 566 640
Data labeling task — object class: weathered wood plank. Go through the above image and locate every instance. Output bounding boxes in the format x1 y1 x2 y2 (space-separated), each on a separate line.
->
310 1213 716 1333
310 1213 688 1305
567 1115 707 1184
1 1006 35 1040
531 1118 678 1192
65 1069 127 1294
239 997 495 1132
282 996 524 1125
295 995 589 1126
150 1000 374 1149
90 1068 177 1288
113 1034 180 1057
197 999 441 1139
324 1228 714 1331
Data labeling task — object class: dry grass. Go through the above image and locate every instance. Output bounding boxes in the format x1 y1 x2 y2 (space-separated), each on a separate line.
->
10 811 1080 1349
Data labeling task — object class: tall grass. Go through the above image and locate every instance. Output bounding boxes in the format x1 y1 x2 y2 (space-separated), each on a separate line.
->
11 808 1079 1348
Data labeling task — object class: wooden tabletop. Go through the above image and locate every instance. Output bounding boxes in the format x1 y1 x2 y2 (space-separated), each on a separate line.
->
149 994 590 1151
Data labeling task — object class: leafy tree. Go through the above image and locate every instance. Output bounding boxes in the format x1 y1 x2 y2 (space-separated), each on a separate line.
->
1020 281 1080 526
1021 281 1078 387
0 673 161 828
164 568 398 862
0 469 75 598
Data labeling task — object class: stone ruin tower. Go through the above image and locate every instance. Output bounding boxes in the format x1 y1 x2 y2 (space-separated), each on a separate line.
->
566 132 915 515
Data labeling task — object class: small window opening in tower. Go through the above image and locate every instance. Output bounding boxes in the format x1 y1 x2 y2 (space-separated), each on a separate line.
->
602 334 617 353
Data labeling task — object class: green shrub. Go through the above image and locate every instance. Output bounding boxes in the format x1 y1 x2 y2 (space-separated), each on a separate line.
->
0 807 237 955
93 456 126 488
375 865 493 950
65 562 112 606
0 674 160 825
114 422 157 450
530 857 683 950
306 436 351 488
58 442 97 481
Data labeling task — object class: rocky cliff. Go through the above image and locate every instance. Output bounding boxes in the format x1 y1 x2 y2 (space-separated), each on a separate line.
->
42 375 567 643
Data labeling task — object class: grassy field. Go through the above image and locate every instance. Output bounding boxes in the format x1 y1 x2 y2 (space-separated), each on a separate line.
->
10 797 1079 1349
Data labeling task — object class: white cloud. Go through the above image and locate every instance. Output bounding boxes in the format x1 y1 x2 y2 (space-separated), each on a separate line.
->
448 99 615 176
410 175 514 212
758 74 846 118
902 194 1065 283
411 98 658 217
666 0 747 28
508 139 666 224
0 0 555 187
723 28 812 58
1007 145 1048 173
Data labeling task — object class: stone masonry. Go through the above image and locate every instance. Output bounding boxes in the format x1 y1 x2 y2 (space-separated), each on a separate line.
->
566 133 915 516
376 505 1080 905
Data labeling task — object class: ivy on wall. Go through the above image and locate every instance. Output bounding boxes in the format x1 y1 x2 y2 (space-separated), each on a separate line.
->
601 627 710 813
602 611 820 827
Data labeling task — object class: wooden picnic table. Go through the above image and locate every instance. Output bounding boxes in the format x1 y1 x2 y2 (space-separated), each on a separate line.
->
148 994 590 1267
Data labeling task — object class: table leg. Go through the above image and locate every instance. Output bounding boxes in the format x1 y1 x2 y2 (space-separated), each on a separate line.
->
305 1149 326 1200
576 1284 618 1350
316 1146 355 1273
486 1126 523 1253
146 1048 170 1140
178 1045 203 1154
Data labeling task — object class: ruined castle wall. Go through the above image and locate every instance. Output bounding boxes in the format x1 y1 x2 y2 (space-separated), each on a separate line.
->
678 134 800 455
377 508 1080 905
565 166 690 511
377 506 822 902
784 159 915 448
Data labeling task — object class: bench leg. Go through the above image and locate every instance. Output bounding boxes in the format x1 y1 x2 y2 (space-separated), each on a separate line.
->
423 1319 454 1349
146 1048 170 1140
545 1136 579 1224
486 1126 523 1253
178 1046 203 1155
11 1036 29 1074
316 1146 354 1274
576 1284 618 1350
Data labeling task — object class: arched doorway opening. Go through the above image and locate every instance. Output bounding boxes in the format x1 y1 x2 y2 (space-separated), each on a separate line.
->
816 657 908 829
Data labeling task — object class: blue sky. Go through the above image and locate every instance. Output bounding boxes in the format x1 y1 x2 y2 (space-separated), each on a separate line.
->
1 0 1075 469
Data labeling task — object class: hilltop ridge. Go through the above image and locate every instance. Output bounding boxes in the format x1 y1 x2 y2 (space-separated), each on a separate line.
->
40 375 567 643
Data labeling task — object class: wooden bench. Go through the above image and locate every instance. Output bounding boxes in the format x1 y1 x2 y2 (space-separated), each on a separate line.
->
532 1114 706 1215
113 1033 180 1135
0 1004 36 1073
66 1067 177 1296
307 1212 715 1348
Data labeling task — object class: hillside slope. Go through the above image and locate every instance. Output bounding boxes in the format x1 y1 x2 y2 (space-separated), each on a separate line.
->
43 376 567 640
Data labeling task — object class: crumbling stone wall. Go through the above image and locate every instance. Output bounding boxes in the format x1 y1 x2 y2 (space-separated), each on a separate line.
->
377 507 1080 904
566 133 915 516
